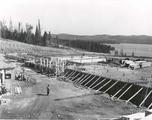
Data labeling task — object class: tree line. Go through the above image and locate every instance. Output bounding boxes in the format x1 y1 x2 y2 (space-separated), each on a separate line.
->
0 19 51 46
57 39 115 53
0 19 115 53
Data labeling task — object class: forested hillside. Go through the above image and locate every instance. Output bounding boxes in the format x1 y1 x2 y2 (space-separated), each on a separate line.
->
55 34 152 44
57 39 114 53
0 20 114 53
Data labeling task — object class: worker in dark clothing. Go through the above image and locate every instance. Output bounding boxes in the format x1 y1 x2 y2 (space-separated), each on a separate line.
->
47 84 50 96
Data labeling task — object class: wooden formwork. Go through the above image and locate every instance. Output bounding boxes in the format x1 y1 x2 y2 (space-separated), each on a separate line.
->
64 69 152 109
25 56 66 76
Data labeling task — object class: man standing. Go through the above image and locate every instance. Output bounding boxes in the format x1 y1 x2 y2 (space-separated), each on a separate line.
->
47 84 50 96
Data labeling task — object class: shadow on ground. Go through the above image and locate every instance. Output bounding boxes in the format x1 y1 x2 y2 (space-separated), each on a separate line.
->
37 93 47 96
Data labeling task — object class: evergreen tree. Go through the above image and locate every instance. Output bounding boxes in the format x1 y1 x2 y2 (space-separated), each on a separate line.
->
38 19 41 35
25 24 33 44
35 26 40 45
0 20 7 38
35 19 42 45
48 32 52 46
42 31 48 46
18 22 21 33
9 19 13 38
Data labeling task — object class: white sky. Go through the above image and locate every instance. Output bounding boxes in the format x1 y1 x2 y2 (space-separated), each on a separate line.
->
0 0 152 35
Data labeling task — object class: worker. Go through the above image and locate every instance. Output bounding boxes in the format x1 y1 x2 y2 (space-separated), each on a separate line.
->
46 84 50 96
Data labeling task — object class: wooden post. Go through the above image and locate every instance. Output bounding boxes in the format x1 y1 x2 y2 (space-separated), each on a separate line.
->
79 74 92 85
126 87 143 103
73 74 85 84
84 76 96 87
63 70 70 77
40 58 42 66
1 69 5 85
91 78 106 89
139 90 152 107
66 71 75 78
49 59 52 68
148 101 152 109
70 73 80 81
76 74 90 85
89 76 102 88
117 84 133 100
74 74 85 84
104 81 119 93
111 83 128 99
67 71 76 79
96 79 112 91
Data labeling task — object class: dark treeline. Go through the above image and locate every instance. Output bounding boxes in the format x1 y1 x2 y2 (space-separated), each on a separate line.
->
57 39 115 53
0 19 51 46
0 19 114 53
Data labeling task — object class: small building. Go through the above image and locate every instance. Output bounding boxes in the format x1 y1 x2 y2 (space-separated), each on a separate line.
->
0 61 16 91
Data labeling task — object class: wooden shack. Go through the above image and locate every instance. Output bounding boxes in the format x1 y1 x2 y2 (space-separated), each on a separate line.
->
0 61 16 91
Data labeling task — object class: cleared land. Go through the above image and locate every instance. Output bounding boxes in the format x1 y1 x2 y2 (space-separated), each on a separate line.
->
0 38 104 57
80 64 152 88
0 39 149 119
0 66 144 119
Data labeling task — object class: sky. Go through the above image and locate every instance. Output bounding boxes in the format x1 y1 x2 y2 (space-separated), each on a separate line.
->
0 0 152 35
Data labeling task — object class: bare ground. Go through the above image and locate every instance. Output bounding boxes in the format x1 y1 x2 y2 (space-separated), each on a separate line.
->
0 67 144 120
82 64 152 87
0 38 103 57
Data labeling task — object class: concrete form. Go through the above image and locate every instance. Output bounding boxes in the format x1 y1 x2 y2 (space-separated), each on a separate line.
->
64 69 152 109
25 55 106 76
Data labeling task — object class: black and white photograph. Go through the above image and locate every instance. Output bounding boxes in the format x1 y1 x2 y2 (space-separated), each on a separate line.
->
0 0 152 119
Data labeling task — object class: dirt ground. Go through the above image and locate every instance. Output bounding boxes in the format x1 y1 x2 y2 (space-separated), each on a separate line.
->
82 64 152 88
0 66 144 120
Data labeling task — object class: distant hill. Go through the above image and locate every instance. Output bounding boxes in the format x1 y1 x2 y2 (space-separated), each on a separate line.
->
53 34 152 44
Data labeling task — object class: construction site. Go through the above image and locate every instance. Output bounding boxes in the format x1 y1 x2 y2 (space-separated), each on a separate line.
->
1 38 152 120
